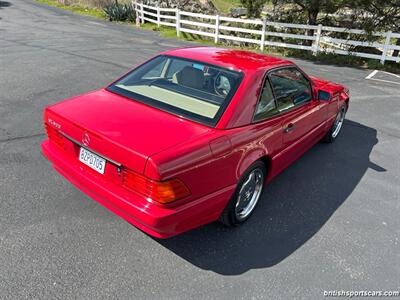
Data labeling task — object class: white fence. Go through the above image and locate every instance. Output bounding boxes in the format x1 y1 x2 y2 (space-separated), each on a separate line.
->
134 2 400 65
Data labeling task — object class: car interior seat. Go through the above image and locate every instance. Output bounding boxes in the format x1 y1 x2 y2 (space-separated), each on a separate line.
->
172 66 204 90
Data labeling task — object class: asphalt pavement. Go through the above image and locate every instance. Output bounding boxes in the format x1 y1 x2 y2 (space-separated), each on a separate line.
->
1 0 399 299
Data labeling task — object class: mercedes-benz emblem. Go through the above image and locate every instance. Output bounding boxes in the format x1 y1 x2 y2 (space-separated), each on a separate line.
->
82 132 90 146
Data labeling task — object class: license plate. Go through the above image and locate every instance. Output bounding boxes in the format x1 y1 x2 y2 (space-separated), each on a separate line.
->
79 147 106 174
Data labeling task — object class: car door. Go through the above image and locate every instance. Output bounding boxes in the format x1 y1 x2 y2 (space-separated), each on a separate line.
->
251 72 284 180
268 67 321 169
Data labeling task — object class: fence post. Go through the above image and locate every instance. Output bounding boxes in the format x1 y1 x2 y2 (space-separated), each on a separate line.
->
214 15 220 44
380 31 392 65
140 2 144 24
134 1 141 27
313 24 322 55
176 8 180 37
260 17 266 51
157 5 160 27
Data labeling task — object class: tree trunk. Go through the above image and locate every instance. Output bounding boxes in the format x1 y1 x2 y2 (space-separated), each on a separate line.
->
304 9 319 46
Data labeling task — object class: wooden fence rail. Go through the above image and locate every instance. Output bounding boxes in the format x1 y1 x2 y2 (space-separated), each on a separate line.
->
134 2 400 64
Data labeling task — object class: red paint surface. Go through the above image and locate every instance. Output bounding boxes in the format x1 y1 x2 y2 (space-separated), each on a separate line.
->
42 47 349 238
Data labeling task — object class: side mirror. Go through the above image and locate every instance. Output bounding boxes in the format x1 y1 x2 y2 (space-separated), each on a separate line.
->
317 90 331 101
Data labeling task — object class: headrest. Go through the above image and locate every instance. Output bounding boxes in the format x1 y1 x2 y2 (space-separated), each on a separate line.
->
175 66 204 89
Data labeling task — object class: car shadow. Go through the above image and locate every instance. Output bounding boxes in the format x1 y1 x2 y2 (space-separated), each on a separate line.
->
155 119 384 275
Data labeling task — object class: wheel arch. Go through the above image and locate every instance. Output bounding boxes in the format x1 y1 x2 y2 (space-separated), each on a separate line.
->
220 153 271 226
237 149 272 182
258 155 272 180
344 97 349 111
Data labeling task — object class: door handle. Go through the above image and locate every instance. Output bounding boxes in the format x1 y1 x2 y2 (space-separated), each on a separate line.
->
284 123 295 133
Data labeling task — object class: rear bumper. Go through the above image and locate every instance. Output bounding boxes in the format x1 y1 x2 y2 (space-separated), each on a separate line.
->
41 140 235 238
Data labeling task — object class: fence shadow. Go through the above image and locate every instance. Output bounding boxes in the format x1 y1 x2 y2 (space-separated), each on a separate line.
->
156 119 383 275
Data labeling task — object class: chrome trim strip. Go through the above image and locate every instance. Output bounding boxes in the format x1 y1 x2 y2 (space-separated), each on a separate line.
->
59 131 122 167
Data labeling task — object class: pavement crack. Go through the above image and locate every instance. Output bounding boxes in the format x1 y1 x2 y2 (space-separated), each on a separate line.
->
0 133 45 143
0 37 130 70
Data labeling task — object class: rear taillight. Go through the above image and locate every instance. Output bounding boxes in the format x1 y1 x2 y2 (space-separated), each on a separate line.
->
45 123 64 149
122 168 190 205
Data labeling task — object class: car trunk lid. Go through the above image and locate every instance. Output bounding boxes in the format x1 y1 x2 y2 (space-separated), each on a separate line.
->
45 89 211 175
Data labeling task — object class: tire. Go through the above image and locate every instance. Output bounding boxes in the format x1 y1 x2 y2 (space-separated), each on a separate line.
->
220 161 266 227
323 103 347 143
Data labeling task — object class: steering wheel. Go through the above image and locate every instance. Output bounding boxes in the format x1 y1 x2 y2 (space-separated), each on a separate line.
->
214 72 232 96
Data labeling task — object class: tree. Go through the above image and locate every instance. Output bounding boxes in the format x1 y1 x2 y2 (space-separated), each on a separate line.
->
272 0 346 24
271 0 348 45
240 0 267 18
347 0 400 56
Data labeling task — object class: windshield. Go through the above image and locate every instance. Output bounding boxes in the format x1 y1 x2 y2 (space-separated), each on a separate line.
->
107 55 243 126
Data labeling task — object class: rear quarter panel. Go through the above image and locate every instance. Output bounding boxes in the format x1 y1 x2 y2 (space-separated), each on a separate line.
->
145 117 283 207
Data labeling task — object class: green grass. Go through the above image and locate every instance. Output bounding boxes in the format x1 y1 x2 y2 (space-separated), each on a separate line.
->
147 23 400 74
211 0 242 14
36 0 105 19
141 23 217 45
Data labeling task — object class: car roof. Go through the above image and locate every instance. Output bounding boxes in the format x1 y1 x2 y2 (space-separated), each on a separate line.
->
162 47 292 73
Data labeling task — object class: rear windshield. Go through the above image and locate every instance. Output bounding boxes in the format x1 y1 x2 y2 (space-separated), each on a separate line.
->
107 55 243 126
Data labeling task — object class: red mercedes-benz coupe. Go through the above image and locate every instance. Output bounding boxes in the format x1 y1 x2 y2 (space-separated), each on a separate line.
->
42 47 349 238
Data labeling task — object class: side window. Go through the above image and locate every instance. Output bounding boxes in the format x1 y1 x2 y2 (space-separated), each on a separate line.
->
269 68 312 112
254 78 278 122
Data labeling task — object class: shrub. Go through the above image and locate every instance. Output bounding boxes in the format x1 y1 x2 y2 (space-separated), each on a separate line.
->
104 0 135 22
